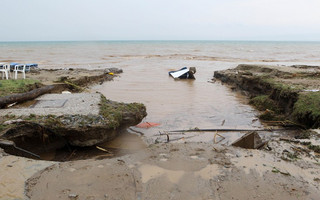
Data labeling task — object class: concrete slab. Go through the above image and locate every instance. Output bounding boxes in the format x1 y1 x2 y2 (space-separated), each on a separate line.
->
31 99 68 108
0 93 101 116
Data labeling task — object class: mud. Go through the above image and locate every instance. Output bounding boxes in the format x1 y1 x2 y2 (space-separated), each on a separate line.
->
24 142 320 200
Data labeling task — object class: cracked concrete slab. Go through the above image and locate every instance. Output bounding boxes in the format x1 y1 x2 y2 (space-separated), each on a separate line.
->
0 93 101 116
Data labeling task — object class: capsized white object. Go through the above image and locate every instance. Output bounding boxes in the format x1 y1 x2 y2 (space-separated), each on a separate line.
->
169 68 189 79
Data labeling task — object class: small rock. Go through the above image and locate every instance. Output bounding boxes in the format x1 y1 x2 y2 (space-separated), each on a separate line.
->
68 194 78 200
117 159 125 165
190 155 199 159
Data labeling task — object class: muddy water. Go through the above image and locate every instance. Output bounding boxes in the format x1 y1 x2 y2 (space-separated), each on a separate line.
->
38 132 146 161
93 59 263 144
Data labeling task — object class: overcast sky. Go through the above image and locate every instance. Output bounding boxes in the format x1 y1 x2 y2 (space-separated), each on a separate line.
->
1 0 320 41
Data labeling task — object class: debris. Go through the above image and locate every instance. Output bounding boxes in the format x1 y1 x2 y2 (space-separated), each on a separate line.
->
128 127 145 135
167 128 283 133
0 85 55 108
214 131 225 144
136 122 160 128
7 102 17 108
221 120 225 126
96 146 111 153
271 167 291 176
279 138 320 153
231 131 266 149
294 131 311 139
279 138 300 144
68 194 78 200
168 67 196 79
64 81 85 92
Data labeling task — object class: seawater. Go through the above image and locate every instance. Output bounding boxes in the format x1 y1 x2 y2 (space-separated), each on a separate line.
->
1 41 320 144
1 40 320 67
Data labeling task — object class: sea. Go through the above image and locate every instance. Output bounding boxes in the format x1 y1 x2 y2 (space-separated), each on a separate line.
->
1 40 320 144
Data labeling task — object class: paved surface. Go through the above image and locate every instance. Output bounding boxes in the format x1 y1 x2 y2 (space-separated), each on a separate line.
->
0 93 101 116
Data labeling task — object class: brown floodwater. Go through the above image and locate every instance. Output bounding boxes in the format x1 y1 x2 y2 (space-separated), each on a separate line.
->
92 60 266 145
1 130 146 161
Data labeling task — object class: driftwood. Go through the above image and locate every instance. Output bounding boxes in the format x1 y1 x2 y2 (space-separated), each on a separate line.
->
167 128 285 133
0 85 55 108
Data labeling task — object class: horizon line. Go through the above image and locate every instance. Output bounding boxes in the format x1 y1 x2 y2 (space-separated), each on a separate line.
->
1 39 320 43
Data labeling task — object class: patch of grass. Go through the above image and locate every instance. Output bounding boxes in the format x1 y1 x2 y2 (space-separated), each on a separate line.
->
250 95 280 112
292 92 320 128
308 144 320 153
0 124 7 132
4 114 16 119
260 77 301 97
250 95 284 121
0 79 40 97
259 110 284 121
99 95 146 129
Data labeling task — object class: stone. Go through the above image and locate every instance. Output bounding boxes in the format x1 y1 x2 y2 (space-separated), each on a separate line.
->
68 194 78 199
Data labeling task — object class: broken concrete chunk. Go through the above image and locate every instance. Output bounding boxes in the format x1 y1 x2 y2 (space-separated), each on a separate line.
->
232 131 265 149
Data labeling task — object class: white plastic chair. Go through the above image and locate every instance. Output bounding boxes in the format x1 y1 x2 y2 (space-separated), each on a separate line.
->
0 63 9 79
14 64 26 79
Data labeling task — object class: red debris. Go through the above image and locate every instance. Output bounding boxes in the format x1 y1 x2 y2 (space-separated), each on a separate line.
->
135 122 160 128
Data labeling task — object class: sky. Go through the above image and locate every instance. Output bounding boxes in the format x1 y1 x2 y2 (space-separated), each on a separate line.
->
1 0 320 41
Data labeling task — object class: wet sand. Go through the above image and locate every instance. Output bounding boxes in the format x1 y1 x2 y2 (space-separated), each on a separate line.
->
25 143 320 200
